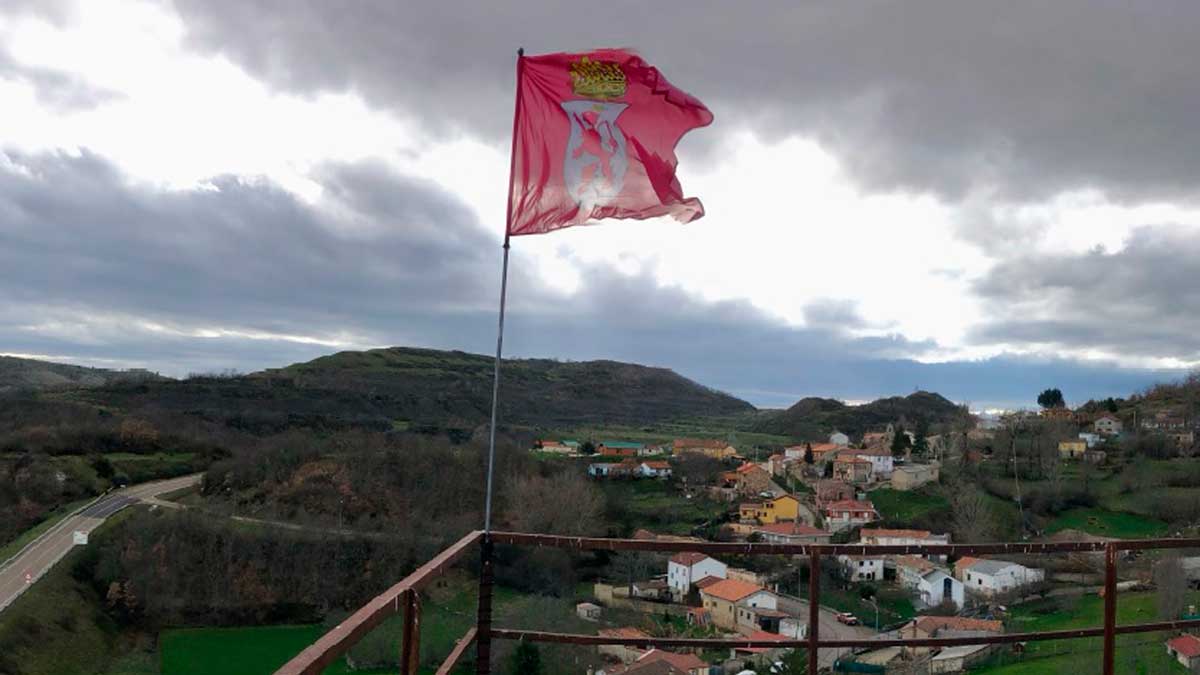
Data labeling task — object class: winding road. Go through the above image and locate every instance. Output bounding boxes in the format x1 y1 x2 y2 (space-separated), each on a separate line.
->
0 473 202 613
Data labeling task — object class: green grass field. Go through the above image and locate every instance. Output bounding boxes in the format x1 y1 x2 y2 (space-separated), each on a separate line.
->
869 487 950 525
599 478 727 535
1044 507 1168 539
973 591 1196 673
160 625 354 675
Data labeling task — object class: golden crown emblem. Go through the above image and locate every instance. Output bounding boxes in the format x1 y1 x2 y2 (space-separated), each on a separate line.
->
570 56 627 99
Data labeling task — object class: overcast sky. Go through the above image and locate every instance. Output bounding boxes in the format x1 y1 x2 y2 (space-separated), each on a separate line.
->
2 1 1197 410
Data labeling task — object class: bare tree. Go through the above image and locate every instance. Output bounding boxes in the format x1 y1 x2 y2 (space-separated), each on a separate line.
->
1155 554 1187 621
948 482 995 543
505 471 605 536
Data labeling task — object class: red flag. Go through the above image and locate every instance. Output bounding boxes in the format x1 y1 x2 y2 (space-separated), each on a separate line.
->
506 49 713 237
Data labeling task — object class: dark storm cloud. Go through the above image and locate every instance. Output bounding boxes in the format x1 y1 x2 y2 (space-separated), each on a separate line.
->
970 225 1200 360
167 0 1200 202
0 149 1171 407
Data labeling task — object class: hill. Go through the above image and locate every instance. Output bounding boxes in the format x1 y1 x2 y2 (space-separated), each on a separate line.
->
0 355 165 393
751 390 970 439
65 347 754 435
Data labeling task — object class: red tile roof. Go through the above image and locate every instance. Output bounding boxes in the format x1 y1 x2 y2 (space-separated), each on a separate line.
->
892 555 936 574
699 578 766 603
1168 634 1200 659
736 462 763 474
694 575 723 589
734 630 789 653
642 460 671 470
635 649 708 672
670 552 711 567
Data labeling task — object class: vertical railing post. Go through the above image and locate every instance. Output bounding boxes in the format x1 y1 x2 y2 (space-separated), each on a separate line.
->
808 546 820 675
476 535 495 675
1102 542 1117 675
400 589 421 675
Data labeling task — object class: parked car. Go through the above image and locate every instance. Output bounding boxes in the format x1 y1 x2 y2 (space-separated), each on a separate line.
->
835 612 858 625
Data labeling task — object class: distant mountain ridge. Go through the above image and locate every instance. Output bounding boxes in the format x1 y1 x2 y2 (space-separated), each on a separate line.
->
751 390 970 439
63 347 755 434
0 355 166 393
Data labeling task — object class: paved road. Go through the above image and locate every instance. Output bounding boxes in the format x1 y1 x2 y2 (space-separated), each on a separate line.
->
0 473 202 613
776 593 876 669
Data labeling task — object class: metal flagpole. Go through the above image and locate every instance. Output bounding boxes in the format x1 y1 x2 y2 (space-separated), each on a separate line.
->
482 47 524 533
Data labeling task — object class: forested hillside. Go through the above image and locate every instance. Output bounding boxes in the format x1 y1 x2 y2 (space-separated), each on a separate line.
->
64 347 754 435
751 390 972 439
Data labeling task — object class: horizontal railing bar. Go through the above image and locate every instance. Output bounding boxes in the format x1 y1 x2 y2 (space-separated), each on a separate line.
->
491 617 1200 650
434 627 478 675
489 531 1200 556
275 530 483 675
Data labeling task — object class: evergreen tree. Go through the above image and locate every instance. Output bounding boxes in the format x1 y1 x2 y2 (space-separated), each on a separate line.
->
1037 388 1065 409
890 425 912 456
803 442 814 464
913 418 930 456
508 641 543 675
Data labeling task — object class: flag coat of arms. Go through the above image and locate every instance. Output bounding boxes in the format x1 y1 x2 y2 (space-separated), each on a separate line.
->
507 49 713 236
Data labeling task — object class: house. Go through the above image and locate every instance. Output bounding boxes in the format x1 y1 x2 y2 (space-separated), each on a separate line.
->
891 463 939 490
830 431 850 447
860 528 950 550
730 630 791 668
631 579 670 600
862 431 889 449
667 552 728 602
839 554 884 581
956 557 1045 596
597 627 650 663
894 556 964 609
929 644 995 673
733 462 775 495
698 578 777 631
1078 432 1101 448
600 441 643 457
1172 431 1196 449
1166 634 1200 671
751 522 832 545
639 460 673 478
624 649 709 675
590 458 641 477
536 440 574 454
738 494 804 524
823 499 878 532
833 454 873 484
1094 414 1123 435
1084 448 1107 464
673 438 737 459
1058 439 1087 460
854 446 895 478
906 615 1003 637
766 453 789 476
577 601 601 621
814 479 855 505
727 567 769 587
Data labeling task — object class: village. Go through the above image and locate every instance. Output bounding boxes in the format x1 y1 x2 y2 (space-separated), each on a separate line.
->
534 424 1058 674
518 395 1200 674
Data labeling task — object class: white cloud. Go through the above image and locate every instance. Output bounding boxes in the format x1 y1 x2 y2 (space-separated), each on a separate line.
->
4 0 1200 384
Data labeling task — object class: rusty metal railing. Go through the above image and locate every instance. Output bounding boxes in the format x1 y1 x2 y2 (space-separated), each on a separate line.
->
275 531 1200 675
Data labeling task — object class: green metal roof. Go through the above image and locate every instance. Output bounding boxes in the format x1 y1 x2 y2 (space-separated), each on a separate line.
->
600 441 645 448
